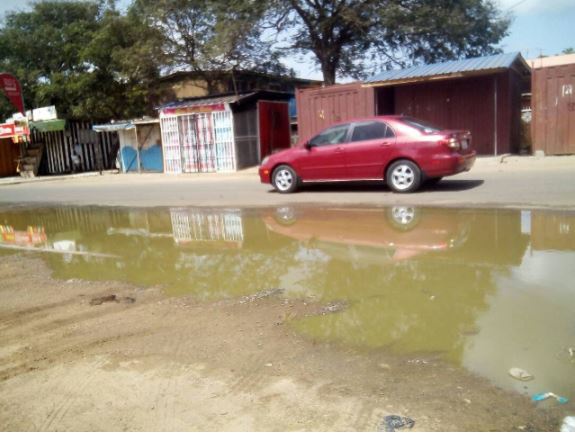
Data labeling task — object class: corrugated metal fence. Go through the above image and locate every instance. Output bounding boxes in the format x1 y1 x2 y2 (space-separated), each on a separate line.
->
30 120 119 174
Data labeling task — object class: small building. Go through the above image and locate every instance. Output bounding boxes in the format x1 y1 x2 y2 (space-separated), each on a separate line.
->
529 54 575 155
93 118 163 173
158 91 291 173
297 52 531 155
158 69 320 101
159 70 321 140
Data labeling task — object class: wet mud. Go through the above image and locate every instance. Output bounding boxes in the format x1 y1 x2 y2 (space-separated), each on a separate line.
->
0 204 574 431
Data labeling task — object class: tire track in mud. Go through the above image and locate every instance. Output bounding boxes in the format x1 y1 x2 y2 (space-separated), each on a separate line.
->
39 360 102 431
228 354 269 396
0 331 146 382
152 311 190 432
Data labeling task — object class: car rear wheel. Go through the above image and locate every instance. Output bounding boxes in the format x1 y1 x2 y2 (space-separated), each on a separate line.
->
272 165 298 194
386 160 422 193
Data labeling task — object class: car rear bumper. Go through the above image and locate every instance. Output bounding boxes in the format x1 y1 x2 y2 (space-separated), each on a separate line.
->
423 151 476 178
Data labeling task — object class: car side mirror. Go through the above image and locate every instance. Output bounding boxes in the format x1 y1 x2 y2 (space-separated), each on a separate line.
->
305 142 315 150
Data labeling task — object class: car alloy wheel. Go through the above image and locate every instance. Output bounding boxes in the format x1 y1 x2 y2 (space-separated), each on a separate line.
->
272 165 298 193
386 160 422 193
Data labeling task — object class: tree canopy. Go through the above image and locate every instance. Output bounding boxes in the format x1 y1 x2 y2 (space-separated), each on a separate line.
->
0 0 512 119
268 0 511 84
0 0 164 120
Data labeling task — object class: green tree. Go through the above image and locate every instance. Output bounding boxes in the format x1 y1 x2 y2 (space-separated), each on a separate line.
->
0 0 163 121
130 0 290 93
268 0 511 84
561 47 575 55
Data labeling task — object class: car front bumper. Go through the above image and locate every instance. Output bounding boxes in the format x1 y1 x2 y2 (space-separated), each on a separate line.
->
259 166 272 184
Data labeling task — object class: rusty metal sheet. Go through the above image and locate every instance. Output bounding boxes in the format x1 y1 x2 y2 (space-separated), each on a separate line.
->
532 63 575 155
296 83 375 141
392 72 519 155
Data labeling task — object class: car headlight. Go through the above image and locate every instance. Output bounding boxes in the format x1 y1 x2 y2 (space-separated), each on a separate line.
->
261 156 270 166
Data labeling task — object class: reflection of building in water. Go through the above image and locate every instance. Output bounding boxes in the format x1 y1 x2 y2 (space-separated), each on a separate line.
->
530 210 575 251
0 225 47 246
170 208 244 247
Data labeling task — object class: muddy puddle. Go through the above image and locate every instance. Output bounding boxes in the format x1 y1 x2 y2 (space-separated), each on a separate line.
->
1 204 574 407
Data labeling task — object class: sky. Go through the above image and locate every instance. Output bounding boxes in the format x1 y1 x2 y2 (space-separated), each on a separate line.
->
0 0 574 80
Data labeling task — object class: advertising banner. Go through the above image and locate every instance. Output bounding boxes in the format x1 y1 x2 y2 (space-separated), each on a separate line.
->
0 73 25 114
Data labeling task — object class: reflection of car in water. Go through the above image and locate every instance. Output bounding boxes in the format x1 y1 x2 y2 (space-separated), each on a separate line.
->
262 206 469 262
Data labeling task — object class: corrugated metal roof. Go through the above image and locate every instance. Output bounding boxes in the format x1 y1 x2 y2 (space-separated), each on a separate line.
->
365 52 525 85
93 121 133 132
159 93 256 110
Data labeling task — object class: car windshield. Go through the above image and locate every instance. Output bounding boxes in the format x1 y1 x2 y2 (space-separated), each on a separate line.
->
401 117 443 134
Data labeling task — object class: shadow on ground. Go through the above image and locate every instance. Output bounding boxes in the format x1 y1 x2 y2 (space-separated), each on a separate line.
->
267 179 485 194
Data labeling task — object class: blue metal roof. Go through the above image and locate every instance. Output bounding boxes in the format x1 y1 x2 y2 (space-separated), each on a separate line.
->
365 52 527 85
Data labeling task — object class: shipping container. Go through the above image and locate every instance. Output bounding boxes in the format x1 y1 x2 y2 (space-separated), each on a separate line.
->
295 83 375 141
388 70 523 155
296 53 529 155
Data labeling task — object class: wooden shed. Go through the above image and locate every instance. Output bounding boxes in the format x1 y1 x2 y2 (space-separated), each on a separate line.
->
296 52 530 155
30 120 118 175
158 91 291 173
530 54 575 155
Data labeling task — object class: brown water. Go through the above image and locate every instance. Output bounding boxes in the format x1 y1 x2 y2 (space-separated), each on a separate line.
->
1 204 574 402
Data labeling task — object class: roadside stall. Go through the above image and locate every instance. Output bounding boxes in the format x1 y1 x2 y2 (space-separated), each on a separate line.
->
158 91 292 174
93 118 163 173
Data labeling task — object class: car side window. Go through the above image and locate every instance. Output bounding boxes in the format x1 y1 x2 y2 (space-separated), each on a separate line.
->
309 124 350 146
350 121 394 142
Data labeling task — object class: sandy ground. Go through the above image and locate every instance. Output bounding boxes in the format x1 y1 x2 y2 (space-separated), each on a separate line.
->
0 254 571 431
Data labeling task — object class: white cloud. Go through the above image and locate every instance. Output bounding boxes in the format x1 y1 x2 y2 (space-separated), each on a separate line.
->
497 0 574 14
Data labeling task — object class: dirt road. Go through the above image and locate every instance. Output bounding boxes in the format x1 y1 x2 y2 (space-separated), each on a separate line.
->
0 255 570 431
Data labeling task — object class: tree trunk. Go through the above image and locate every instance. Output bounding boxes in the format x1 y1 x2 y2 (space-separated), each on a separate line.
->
321 63 336 85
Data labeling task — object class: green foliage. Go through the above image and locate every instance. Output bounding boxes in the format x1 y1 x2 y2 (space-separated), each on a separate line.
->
562 47 575 55
0 0 512 119
268 0 511 84
130 0 290 91
0 0 162 121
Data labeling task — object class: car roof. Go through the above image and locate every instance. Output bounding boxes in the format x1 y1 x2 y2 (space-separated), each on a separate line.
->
330 115 406 126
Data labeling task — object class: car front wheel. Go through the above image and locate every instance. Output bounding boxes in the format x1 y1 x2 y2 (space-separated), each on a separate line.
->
272 165 298 193
386 160 422 193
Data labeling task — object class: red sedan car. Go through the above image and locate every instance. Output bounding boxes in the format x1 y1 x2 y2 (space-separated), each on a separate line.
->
259 116 476 193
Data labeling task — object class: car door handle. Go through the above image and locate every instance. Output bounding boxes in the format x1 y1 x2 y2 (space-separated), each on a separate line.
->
379 141 391 147
335 147 344 153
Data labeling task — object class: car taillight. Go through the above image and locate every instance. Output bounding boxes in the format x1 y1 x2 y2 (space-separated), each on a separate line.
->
439 137 460 150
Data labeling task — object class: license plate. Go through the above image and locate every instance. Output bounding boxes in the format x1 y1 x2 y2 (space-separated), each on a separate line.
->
461 139 468 150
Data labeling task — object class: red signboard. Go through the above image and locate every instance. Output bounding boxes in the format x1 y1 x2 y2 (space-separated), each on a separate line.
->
0 73 25 114
0 122 29 140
